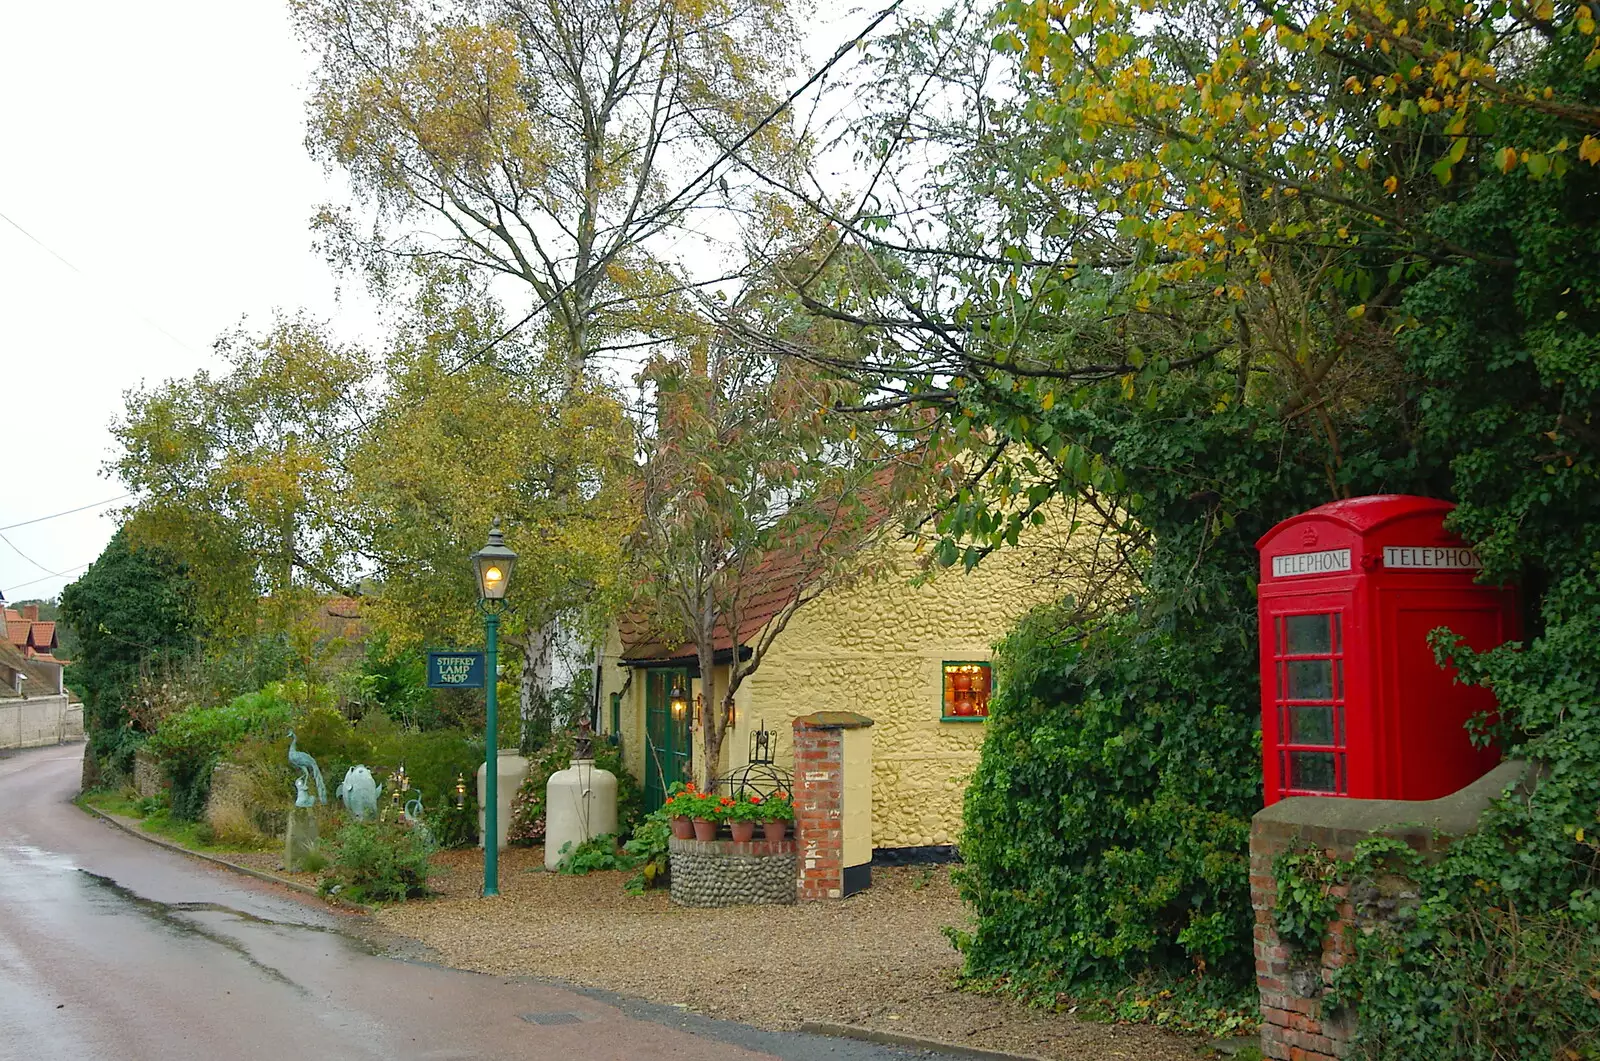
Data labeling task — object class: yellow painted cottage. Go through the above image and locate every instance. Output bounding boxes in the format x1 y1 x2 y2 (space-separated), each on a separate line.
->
597 521 1074 853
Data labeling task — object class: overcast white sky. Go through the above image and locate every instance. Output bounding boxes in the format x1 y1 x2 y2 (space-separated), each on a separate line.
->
0 0 392 602
0 0 899 607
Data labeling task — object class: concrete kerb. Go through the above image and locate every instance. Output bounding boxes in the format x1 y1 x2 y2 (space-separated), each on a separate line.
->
798 1020 1052 1061
81 803 372 915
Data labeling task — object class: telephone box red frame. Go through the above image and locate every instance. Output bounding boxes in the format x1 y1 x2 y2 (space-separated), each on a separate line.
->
1256 495 1518 805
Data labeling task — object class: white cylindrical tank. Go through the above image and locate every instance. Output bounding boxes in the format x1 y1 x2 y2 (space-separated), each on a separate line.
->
544 758 618 870
478 747 530 851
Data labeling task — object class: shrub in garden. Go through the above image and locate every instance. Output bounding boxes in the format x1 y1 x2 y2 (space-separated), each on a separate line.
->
622 815 672 893
957 600 1264 999
147 683 299 820
555 833 629 874
373 728 482 816
319 820 432 902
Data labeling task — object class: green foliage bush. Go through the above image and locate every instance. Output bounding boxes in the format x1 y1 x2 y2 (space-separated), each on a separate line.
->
1326 42 1600 1056
622 815 672 894
356 636 437 729
555 833 629 874
59 527 198 778
957 600 1264 992
147 683 299 820
319 820 432 903
148 674 484 832
426 800 479 849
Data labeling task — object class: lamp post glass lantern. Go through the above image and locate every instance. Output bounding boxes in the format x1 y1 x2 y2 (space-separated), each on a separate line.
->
471 518 517 896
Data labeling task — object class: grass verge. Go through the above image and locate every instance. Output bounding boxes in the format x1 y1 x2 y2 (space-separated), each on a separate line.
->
77 789 270 854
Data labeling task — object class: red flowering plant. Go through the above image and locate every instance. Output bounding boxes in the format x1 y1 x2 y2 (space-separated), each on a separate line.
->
760 790 795 823
663 781 719 820
722 793 766 823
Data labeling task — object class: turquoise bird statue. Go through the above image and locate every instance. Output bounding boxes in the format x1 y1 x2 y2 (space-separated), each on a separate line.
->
286 729 327 804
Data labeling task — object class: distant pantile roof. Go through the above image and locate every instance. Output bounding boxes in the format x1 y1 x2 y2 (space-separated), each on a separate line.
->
5 609 63 661
0 639 71 699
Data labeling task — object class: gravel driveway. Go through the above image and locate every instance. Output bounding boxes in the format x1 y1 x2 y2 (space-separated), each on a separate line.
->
371 847 1209 1061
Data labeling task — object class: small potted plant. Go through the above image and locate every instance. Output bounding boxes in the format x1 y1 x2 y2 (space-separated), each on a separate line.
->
724 794 765 842
761 790 794 841
663 782 696 840
676 790 725 842
700 795 735 841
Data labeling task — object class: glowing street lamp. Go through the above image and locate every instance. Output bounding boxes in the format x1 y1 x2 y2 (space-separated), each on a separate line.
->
471 518 518 896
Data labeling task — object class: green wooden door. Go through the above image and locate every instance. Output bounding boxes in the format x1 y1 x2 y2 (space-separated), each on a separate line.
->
643 668 692 812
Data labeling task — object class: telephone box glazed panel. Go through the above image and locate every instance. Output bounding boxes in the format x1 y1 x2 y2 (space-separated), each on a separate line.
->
1256 495 1518 806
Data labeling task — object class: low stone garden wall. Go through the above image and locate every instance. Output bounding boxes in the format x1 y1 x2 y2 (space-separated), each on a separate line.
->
1250 760 1531 1061
133 746 167 798
668 836 796 907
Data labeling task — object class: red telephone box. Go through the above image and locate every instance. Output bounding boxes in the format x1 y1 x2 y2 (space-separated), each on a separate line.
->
1256 495 1518 805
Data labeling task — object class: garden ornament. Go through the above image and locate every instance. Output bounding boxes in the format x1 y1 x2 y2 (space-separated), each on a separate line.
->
294 776 315 808
286 729 327 804
402 793 436 849
335 764 381 821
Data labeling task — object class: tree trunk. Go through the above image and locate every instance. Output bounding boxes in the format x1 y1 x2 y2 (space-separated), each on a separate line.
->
518 622 555 752
698 639 723 790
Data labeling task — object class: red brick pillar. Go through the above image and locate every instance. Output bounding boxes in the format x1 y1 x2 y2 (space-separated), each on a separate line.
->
792 711 873 900
1250 827 1356 1061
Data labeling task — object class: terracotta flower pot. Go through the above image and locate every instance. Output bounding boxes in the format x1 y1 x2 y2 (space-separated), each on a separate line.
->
762 820 787 842
729 820 756 843
692 817 718 842
671 816 695 840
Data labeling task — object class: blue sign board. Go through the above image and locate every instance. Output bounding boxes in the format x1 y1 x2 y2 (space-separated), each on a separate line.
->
427 651 486 689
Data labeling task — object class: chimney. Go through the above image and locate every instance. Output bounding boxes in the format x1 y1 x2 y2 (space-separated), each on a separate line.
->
21 604 38 622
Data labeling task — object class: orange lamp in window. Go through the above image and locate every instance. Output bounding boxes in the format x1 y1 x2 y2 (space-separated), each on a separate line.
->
1256 496 1519 806
943 663 992 719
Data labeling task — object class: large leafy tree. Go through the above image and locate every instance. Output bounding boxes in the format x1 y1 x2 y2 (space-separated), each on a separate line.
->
58 528 199 775
111 316 373 637
350 269 637 743
110 268 638 743
294 0 803 379
629 273 923 785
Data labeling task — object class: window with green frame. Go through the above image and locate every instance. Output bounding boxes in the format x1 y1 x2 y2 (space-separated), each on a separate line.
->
941 661 992 721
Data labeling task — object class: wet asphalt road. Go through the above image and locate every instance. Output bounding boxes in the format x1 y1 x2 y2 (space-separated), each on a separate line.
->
0 744 937 1061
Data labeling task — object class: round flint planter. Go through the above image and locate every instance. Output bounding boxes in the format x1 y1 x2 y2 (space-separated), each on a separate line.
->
667 835 797 907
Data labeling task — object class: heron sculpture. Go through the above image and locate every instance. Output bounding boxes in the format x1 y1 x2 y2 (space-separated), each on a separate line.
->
286 729 327 805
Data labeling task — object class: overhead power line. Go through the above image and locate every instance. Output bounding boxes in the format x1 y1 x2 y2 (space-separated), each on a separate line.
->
0 493 133 532
0 209 205 358
2 564 91 597
0 531 58 575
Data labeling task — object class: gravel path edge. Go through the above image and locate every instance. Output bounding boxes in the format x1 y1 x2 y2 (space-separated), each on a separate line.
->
799 1021 1054 1061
